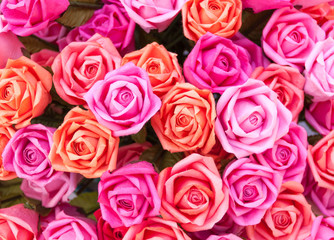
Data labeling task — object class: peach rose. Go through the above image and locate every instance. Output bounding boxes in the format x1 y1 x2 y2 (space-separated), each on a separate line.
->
0 125 16 180
49 107 119 178
182 0 242 42
122 42 184 99
0 56 52 128
151 83 216 154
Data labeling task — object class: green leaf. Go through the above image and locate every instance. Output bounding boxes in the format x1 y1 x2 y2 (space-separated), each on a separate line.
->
131 126 147 144
18 35 58 54
70 192 99 216
159 151 184 171
139 145 164 164
308 134 323 146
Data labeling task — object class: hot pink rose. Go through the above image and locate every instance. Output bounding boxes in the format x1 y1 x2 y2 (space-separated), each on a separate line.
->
206 234 243 240
157 153 229 232
252 122 308 183
262 7 325 71
98 161 161 228
321 20 334 38
0 0 69 36
307 216 334 239
304 38 334 101
251 64 305 122
31 49 58 67
120 0 187 32
0 32 23 68
184 32 252 94
293 0 334 8
242 0 292 13
52 33 122 106
223 158 283 226
84 63 161 137
0 204 38 240
34 21 68 43
215 79 292 158
116 142 152 168
246 182 314 240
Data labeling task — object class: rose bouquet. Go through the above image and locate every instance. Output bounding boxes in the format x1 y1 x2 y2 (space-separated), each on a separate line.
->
1 0 334 239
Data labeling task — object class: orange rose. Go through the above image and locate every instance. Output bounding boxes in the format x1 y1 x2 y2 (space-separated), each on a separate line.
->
49 107 119 178
122 42 184 99
182 0 242 42
0 126 16 180
151 83 216 154
0 56 52 128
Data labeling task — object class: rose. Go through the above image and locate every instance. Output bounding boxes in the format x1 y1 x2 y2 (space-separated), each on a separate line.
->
206 234 243 240
304 38 334 101
94 209 129 240
182 0 242 42
293 0 334 8
21 172 82 208
31 49 58 67
0 0 69 36
246 181 314 240
308 185 334 217
215 79 292 158
0 204 38 240
0 126 16 180
307 130 334 191
251 64 305 122
252 122 308 183
39 206 97 240
49 107 119 178
305 99 334 135
34 21 68 43
262 7 325 71
123 217 191 240
223 158 283 226
157 153 229 232
2 124 59 182
242 0 292 13
307 216 334 240
183 32 252 94
0 56 52 128
98 161 161 228
322 20 334 38
120 0 187 32
84 63 161 137
122 42 184 98
151 83 216 154
0 32 23 68
52 34 122 106
116 142 152 168
300 3 334 24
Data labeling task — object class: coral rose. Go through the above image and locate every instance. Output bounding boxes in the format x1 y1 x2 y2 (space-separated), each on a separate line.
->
0 56 52 128
0 126 16 180
151 83 216 154
122 42 184 98
182 0 242 41
157 153 229 232
49 107 119 178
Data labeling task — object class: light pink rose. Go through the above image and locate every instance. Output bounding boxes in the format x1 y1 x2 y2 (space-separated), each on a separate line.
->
215 79 292 158
242 0 292 13
321 20 334 38
0 32 23 68
206 234 243 240
34 21 68 43
120 0 187 32
304 38 334 101
84 63 161 137
307 216 334 240
116 142 152 168
31 49 58 67
223 158 283 226
262 7 325 71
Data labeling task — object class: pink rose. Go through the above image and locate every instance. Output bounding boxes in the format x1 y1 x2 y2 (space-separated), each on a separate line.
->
309 185 334 217
183 32 252 94
307 216 334 239
84 63 161 137
252 122 308 183
157 153 229 232
242 0 292 13
21 172 82 208
215 79 292 158
52 34 122 106
123 217 191 240
0 32 23 68
120 0 187 32
305 99 334 135
34 21 68 43
251 64 305 122
0 204 38 240
262 7 325 71
321 20 334 38
206 234 243 240
98 161 161 228
116 142 152 168
0 0 69 36
223 158 283 226
31 49 58 67
304 38 334 101
293 0 333 8
246 181 314 240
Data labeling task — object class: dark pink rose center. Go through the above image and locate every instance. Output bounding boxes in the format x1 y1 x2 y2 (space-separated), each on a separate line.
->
276 89 285 103
85 64 98 77
1 84 13 101
275 146 291 165
218 55 230 71
240 112 263 133
113 230 124 239
242 185 259 202
116 88 134 107
23 147 43 164
93 16 109 28
289 31 301 43
273 211 291 229
117 199 134 211
188 188 205 206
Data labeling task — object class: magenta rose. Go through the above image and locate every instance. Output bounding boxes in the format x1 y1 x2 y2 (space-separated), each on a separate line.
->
2 124 59 183
252 122 308 183
98 161 161 228
215 79 292 158
242 0 292 13
120 0 187 32
84 63 161 137
21 172 82 208
34 21 68 43
184 32 252 94
309 185 334 217
116 142 152 168
304 38 334 101
262 7 325 71
223 158 283 226
206 234 243 240
0 0 69 36
307 216 334 239
0 32 23 68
